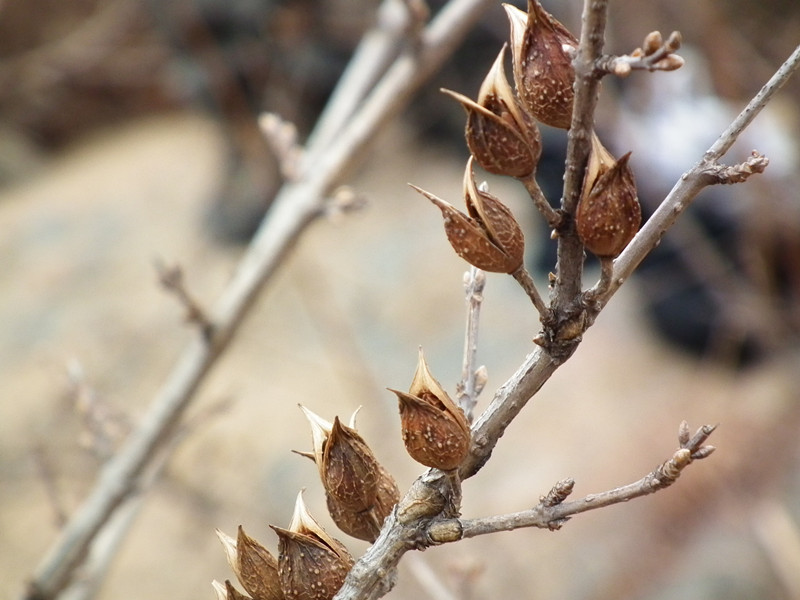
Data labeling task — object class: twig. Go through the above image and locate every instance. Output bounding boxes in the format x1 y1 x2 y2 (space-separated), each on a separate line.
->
302 0 415 160
599 43 800 306
519 174 561 228
510 265 548 317
22 1 500 598
599 30 684 77
32 446 68 529
456 266 486 422
431 422 716 540
155 260 214 340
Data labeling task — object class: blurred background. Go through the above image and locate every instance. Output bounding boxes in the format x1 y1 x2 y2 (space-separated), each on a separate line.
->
1 1 799 599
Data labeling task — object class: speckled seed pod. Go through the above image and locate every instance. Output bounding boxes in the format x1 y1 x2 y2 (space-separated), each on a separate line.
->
442 45 541 177
414 157 525 274
298 406 400 542
390 348 471 471
576 134 641 258
505 0 578 129
271 492 354 600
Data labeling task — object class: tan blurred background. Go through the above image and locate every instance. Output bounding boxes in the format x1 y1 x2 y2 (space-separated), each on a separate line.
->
1 1 800 599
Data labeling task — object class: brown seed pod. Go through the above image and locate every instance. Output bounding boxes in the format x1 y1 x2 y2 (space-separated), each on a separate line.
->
414 157 525 274
271 492 354 600
298 406 399 542
442 45 541 177
236 527 285 600
505 0 578 129
390 348 471 471
576 133 641 258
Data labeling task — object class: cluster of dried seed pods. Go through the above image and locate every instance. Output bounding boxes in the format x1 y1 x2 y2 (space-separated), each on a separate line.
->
214 406 399 600
421 0 646 280
215 492 353 600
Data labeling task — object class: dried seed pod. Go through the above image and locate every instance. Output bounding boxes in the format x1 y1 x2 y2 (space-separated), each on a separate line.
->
236 526 285 600
576 133 641 258
298 406 400 542
414 157 525 273
390 348 471 471
442 45 541 177
505 0 578 129
216 528 284 600
271 492 354 600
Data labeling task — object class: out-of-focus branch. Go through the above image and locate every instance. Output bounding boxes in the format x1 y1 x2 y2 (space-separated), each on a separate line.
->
22 1 500 598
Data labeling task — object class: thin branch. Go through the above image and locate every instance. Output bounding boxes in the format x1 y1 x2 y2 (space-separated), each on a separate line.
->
519 174 561 228
433 422 716 541
599 43 800 306
456 266 487 422
155 260 214 339
510 266 548 316
22 1 500 598
598 30 684 77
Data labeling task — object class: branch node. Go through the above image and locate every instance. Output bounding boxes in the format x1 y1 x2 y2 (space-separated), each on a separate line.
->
426 519 463 544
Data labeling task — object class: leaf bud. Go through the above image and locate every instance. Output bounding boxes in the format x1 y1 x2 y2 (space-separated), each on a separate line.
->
505 0 578 129
271 491 354 600
389 347 471 471
642 30 663 56
576 132 641 258
442 45 541 177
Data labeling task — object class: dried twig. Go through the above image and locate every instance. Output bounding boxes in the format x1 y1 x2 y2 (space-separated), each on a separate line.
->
456 266 487 421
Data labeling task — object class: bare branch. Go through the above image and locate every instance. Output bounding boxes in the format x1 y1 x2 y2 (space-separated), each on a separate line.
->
552 0 609 311
519 173 561 229
432 422 716 540
456 266 487 421
510 266 548 317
